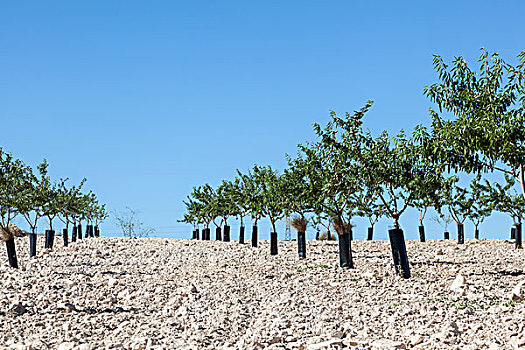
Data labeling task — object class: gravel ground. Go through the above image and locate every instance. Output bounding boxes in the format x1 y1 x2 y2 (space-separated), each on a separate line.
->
1 235 525 349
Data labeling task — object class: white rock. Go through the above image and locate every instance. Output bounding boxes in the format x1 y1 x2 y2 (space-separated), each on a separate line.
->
450 274 466 292
107 278 118 287
409 335 424 346
57 343 76 350
307 339 343 349
511 281 525 300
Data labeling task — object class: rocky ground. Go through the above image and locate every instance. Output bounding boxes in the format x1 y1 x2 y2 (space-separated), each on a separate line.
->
1 236 525 350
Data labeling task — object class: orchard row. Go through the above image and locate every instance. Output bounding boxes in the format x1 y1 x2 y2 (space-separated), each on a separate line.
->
0 148 107 268
181 50 525 278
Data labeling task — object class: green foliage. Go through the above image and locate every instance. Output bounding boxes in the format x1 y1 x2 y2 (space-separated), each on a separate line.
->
0 147 102 237
281 146 322 230
312 106 365 234
237 168 265 225
479 174 525 224
215 179 237 225
425 49 525 201
0 148 33 234
355 187 385 228
314 102 444 230
250 165 285 233
230 176 250 226
440 174 493 227
18 159 49 231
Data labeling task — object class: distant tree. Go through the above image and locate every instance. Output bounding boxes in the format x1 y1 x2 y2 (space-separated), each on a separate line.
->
466 175 493 238
115 207 155 238
0 149 32 267
251 165 285 234
18 160 49 234
216 180 237 228
281 147 321 233
56 179 87 231
481 175 525 247
231 176 250 228
355 188 384 240
0 149 31 238
237 169 265 228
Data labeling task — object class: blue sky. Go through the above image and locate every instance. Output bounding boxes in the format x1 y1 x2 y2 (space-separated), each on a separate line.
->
1 1 524 240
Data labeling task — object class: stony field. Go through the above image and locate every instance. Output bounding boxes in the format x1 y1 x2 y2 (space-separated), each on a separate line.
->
1 236 525 349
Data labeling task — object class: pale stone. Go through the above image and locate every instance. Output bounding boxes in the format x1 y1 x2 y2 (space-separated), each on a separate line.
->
450 274 466 292
57 343 76 350
307 339 343 349
511 281 525 300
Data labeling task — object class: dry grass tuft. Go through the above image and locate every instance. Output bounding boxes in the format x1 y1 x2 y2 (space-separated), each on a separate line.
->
1 224 29 241
290 216 307 232
319 231 337 241
332 217 353 236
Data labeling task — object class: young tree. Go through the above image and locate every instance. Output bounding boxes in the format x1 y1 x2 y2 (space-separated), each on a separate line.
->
466 175 493 239
311 213 333 240
441 178 471 244
481 175 525 248
313 108 365 269
355 188 384 241
431 211 453 239
231 176 250 243
315 102 443 277
237 169 265 247
115 207 155 238
56 179 86 241
216 180 237 242
439 175 491 244
183 185 214 240
0 149 32 267
93 203 108 237
19 160 47 234
252 165 285 255
281 149 321 257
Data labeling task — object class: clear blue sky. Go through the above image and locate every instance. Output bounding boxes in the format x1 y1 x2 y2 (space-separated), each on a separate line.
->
1 1 524 240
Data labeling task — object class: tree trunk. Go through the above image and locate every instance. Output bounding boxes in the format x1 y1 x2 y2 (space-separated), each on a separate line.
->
47 230 55 249
63 228 68 247
95 225 100 238
72 225 77 242
44 230 49 248
475 228 479 240
511 227 516 240
457 223 464 245
77 224 82 240
338 229 354 268
297 231 306 259
239 226 245 244
5 238 18 268
388 228 410 278
87 225 94 238
30 227 37 257
223 225 230 242
270 232 278 255
251 225 258 247
515 223 522 249
367 227 374 241
215 227 222 241
418 225 426 242
444 231 449 240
